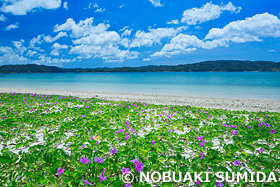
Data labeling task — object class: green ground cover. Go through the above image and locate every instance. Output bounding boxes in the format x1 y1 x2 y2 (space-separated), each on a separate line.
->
0 92 279 186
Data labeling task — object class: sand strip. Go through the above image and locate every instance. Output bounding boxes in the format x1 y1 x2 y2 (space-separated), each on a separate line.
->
0 87 279 112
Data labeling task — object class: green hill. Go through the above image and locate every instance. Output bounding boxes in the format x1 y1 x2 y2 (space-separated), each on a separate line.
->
0 60 279 73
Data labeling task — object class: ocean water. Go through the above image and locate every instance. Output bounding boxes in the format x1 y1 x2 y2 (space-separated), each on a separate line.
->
0 72 280 100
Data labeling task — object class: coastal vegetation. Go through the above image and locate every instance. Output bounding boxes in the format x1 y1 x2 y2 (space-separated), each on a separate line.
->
0 60 280 73
0 92 279 186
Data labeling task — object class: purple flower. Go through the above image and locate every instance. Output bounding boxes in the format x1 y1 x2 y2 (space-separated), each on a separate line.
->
122 168 131 174
196 180 201 186
270 129 276 134
82 145 85 149
199 143 204 148
94 157 104 163
90 137 94 140
135 162 144 172
96 141 100 145
130 158 144 172
260 148 264 153
233 160 241 166
247 126 251 130
115 129 124 134
82 177 92 186
167 130 172 133
266 123 271 128
130 158 139 164
215 179 223 187
230 130 238 135
82 115 85 118
67 143 71 148
57 167 65 176
131 129 136 133
151 139 155 145
124 183 132 187
98 169 107 183
196 136 204 141
125 133 130 141
200 153 204 159
80 157 91 164
2 116 6 120
110 147 117 155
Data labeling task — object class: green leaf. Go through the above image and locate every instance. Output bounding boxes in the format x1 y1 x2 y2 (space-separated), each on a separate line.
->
0 156 12 164
48 175 56 185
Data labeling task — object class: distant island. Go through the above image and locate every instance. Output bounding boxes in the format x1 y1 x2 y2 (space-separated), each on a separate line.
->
0 60 279 73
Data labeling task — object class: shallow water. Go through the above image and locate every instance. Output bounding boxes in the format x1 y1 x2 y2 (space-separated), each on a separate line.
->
0 72 280 100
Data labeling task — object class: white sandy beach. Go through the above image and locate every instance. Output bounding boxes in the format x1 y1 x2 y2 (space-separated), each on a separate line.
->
1 87 279 112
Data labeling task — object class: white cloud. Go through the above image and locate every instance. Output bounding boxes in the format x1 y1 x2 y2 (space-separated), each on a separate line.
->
121 29 132 37
0 39 71 66
148 0 163 7
54 18 109 38
143 58 151 61
26 50 37 57
119 26 129 31
0 14 7 21
52 43 68 49
12 39 26 54
0 45 70 65
55 17 139 62
268 49 277 53
119 38 130 48
51 43 68 56
167 19 179 25
119 4 125 8
33 54 71 65
205 13 280 43
28 32 67 52
85 3 105 12
43 32 68 43
152 34 202 57
70 45 139 62
29 35 44 51
195 26 202 30
0 46 28 65
130 26 187 48
0 0 62 16
72 31 120 46
5 22 19 30
95 8 105 13
153 13 280 58
63 2 68 10
181 2 241 25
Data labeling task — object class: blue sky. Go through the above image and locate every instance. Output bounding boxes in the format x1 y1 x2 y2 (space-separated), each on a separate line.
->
0 0 279 68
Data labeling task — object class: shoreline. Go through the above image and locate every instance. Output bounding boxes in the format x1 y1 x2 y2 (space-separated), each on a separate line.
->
0 87 280 112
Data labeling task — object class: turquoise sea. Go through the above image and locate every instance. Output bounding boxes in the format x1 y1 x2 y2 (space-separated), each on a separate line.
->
0 72 280 100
